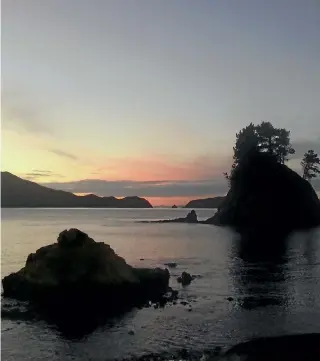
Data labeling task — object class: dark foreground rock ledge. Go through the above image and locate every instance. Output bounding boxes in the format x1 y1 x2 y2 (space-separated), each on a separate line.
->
222 333 320 361
2 229 171 327
205 152 320 238
110 333 320 361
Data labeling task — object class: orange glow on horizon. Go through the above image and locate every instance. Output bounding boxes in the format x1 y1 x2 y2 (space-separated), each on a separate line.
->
145 195 216 207
89 154 230 183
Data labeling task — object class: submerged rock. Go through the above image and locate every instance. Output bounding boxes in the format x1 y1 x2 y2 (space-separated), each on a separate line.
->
205 152 320 239
180 300 189 306
177 272 193 286
2 229 171 331
164 262 177 268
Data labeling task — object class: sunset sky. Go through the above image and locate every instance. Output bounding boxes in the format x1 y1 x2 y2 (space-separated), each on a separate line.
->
2 0 320 206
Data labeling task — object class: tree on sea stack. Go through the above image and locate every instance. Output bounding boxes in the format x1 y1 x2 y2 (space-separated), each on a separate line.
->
301 150 320 182
256 122 295 163
224 121 295 183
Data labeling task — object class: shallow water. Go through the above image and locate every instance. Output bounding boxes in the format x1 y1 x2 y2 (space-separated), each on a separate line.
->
2 208 320 360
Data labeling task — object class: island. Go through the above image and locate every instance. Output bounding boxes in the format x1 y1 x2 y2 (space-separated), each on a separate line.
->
207 151 320 239
149 152 320 239
139 210 198 224
1 172 152 208
2 229 176 333
185 196 225 209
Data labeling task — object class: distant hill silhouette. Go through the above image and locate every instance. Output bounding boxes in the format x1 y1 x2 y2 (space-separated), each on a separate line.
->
1 172 152 208
185 197 225 209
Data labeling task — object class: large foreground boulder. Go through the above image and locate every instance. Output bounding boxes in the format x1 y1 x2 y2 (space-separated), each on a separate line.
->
205 152 320 238
2 229 170 323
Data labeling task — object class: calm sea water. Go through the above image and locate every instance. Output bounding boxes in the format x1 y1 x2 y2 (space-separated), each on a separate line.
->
2 208 320 361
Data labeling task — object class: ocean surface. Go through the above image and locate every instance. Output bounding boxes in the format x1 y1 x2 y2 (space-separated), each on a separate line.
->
2 208 320 361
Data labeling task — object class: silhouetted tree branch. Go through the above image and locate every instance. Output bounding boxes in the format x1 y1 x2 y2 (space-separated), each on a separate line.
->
301 149 320 182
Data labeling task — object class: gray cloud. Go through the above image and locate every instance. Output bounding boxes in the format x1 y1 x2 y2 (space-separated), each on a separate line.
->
49 149 78 161
40 178 228 198
23 170 64 180
40 170 320 198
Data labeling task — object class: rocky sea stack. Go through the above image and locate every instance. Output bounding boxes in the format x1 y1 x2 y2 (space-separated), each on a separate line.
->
2 229 171 330
205 151 320 239
145 210 198 224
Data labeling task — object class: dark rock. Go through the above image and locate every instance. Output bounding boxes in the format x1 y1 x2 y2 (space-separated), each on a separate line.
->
172 205 178 208
171 289 179 298
178 348 188 359
159 298 167 308
186 210 198 223
226 296 234 302
148 210 199 224
180 300 188 306
161 288 179 303
177 272 193 286
185 197 225 209
128 329 135 335
164 262 177 268
204 152 320 239
57 228 93 248
140 258 145 261
223 333 320 361
191 274 202 280
2 229 170 334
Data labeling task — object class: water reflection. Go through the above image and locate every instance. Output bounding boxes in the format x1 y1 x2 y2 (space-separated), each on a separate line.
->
230 235 289 310
299 229 319 266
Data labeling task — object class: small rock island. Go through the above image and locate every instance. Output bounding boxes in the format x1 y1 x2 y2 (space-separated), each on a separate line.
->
144 210 198 224
206 151 320 238
2 229 172 327
152 152 320 239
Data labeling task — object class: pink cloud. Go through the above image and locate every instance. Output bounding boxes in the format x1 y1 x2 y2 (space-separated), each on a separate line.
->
92 154 231 182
